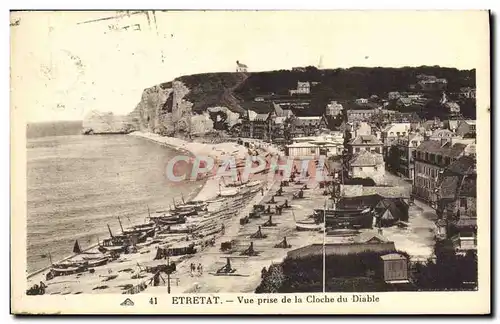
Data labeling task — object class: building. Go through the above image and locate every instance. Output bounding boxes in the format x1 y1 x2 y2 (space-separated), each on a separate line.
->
290 116 322 138
319 114 341 132
325 100 343 116
460 87 476 99
418 75 447 91
355 98 369 105
348 151 385 181
456 120 476 137
435 156 477 246
444 119 460 132
347 134 383 154
428 128 456 142
397 97 413 107
380 253 409 283
445 101 461 115
381 123 411 158
287 232 396 260
240 110 271 140
412 141 469 207
285 138 343 158
289 81 311 95
236 60 248 72
387 133 424 180
346 109 378 122
388 92 401 100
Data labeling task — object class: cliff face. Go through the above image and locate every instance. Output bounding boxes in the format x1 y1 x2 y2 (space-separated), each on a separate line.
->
85 66 477 135
82 111 136 134
131 73 247 136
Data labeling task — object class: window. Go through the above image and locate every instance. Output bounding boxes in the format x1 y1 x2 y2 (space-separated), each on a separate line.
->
402 132 406 136
356 148 361 153
375 147 381 153
460 198 468 208
397 132 400 136
412 151 416 159
358 167 363 172
425 152 429 161
310 148 316 154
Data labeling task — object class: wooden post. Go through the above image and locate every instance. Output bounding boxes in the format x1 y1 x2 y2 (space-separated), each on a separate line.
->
167 249 171 294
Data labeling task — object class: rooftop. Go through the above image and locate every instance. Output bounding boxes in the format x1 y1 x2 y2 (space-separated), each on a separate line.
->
349 151 384 166
380 253 407 261
353 231 391 244
349 134 382 146
416 140 467 158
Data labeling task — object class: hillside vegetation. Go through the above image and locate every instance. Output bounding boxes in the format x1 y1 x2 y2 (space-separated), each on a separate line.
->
175 72 248 114
129 66 476 135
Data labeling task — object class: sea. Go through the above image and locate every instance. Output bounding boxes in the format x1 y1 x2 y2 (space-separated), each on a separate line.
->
26 122 204 274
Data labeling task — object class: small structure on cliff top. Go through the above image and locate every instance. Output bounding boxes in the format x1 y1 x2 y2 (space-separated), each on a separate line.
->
236 60 248 73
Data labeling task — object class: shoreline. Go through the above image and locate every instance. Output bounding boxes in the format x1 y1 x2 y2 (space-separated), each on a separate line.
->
27 131 216 278
26 131 270 294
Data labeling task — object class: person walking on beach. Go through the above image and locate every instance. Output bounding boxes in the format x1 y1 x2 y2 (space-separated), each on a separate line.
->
197 263 203 276
39 281 46 294
190 263 196 276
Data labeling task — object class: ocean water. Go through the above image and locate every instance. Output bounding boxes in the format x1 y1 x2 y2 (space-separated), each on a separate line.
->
27 133 203 273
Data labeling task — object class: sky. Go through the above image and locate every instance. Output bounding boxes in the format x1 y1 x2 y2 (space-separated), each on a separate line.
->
10 10 489 123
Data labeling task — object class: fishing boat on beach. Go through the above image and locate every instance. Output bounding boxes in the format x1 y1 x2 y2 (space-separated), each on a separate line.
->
46 265 87 279
313 207 374 229
295 220 323 231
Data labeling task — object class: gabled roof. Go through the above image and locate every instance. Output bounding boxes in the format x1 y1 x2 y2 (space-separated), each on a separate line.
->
380 253 407 261
446 155 476 175
436 156 476 199
253 113 270 122
415 140 467 158
338 194 383 209
398 98 413 105
463 120 476 126
294 116 322 127
376 198 409 222
349 134 382 146
349 151 384 166
353 231 390 244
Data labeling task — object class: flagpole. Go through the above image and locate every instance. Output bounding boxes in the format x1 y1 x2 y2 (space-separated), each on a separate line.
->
323 198 326 293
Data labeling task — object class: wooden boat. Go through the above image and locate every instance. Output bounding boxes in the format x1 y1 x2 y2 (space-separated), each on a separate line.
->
176 201 208 211
219 188 240 197
158 217 186 226
245 180 261 188
87 257 109 268
295 221 323 231
47 265 86 279
156 243 196 258
98 244 128 254
314 207 373 229
158 223 192 234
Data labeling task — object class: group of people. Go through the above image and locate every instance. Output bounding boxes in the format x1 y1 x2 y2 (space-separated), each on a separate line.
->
26 281 47 295
190 263 203 276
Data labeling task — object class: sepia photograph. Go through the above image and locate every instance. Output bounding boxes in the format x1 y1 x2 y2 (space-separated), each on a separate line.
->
10 9 490 314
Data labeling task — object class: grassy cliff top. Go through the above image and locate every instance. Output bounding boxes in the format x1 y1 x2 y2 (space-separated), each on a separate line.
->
156 66 476 117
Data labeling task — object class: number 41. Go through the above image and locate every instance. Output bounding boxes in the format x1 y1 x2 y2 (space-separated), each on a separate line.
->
149 297 158 305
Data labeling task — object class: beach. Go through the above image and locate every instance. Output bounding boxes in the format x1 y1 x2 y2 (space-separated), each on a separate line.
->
26 131 280 294
26 132 437 295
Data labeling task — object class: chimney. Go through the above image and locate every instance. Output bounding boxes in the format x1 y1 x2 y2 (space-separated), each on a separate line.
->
441 138 450 147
